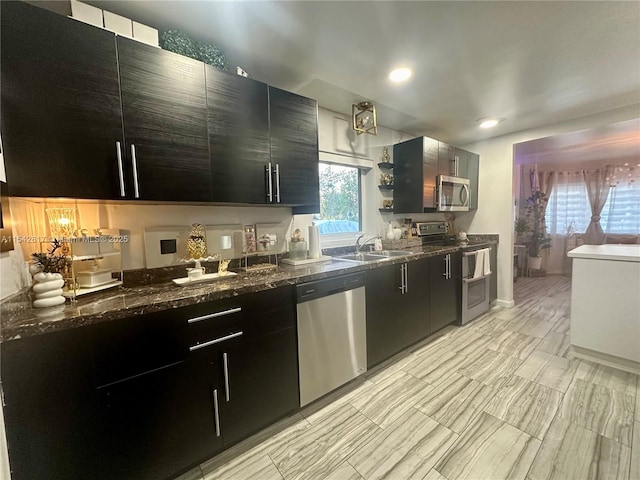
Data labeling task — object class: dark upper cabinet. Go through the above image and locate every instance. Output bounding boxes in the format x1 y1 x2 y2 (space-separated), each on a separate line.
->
393 136 439 213
117 37 211 202
468 151 480 210
268 86 320 208
206 66 271 204
438 143 469 178
0 1 124 199
429 252 462 333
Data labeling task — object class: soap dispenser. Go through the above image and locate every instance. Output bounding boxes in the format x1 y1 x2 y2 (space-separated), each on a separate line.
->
385 222 395 241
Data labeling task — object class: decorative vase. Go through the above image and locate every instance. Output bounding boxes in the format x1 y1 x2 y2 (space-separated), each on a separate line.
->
32 272 65 308
385 222 395 241
528 256 543 270
186 223 208 259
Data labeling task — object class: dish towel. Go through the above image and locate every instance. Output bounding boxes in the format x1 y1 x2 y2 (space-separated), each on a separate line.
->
483 248 492 276
473 248 491 279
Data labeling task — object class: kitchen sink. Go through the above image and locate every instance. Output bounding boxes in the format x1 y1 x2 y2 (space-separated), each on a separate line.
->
335 253 389 263
374 250 415 257
334 250 416 263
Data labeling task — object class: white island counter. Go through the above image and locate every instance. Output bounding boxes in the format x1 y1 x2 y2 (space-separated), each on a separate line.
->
568 244 640 374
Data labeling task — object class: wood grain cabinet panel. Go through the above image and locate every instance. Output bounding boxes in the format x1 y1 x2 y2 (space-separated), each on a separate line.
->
206 66 271 203
1 1 124 199
117 37 211 201
268 86 320 207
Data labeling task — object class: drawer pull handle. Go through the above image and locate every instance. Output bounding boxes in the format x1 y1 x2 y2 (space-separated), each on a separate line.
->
188 307 242 324
189 331 243 352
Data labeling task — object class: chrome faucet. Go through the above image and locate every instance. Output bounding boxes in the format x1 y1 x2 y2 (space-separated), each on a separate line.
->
355 233 379 253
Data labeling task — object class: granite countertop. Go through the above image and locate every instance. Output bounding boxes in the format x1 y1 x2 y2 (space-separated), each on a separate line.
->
567 244 640 262
1 238 497 343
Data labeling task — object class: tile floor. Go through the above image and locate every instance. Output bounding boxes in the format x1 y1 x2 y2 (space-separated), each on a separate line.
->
176 275 639 480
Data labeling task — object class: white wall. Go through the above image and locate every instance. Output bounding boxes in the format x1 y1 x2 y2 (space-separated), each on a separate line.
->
461 104 640 306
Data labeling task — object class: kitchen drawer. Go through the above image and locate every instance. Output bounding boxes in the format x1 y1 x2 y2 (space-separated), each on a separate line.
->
183 287 295 351
91 310 190 387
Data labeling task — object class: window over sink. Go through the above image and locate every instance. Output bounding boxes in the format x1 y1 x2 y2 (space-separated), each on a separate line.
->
314 162 362 235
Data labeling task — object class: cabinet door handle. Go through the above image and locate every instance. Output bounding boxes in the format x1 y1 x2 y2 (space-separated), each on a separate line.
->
212 388 221 437
265 163 273 202
188 307 242 324
447 254 451 279
398 263 405 294
223 352 230 402
189 331 243 352
404 263 409 293
442 255 448 277
274 163 281 203
455 156 459 176
116 141 125 197
131 144 140 199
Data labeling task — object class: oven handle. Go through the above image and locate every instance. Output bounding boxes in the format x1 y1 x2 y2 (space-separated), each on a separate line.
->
463 274 491 284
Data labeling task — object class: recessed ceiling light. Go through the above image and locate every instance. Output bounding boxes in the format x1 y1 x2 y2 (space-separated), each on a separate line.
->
478 118 503 129
389 67 412 83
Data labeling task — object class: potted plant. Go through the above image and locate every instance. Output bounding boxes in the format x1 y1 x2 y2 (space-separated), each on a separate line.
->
30 239 71 308
514 217 529 245
525 190 551 270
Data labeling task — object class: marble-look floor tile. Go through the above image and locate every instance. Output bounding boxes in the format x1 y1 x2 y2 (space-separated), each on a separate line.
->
451 332 495 359
348 408 457 480
487 330 540 360
457 349 522 388
574 359 638 397
528 416 631 480
434 412 541 480
553 316 571 334
511 317 555 338
631 421 640 480
483 375 562 439
536 331 571 358
423 469 448 480
302 379 377 424
202 453 282 480
200 414 310 479
414 372 496 434
560 378 635 446
174 466 204 480
515 350 577 392
364 350 418 385
403 347 471 387
323 461 363 480
349 370 432 429
472 314 513 337
267 404 379 480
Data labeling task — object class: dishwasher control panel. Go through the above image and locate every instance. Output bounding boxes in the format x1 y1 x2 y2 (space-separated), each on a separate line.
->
296 273 365 303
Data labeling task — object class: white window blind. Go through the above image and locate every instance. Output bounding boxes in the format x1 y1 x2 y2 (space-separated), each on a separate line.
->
601 182 640 234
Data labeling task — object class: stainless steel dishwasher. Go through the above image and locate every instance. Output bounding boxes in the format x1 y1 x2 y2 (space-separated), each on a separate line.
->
296 272 367 406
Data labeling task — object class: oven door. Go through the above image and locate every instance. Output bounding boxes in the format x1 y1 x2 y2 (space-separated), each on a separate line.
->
437 175 470 212
461 275 490 324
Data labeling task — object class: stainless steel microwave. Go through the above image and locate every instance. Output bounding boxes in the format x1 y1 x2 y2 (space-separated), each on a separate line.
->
436 175 470 211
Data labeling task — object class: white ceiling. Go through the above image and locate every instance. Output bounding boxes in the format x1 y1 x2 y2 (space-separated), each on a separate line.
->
87 0 640 145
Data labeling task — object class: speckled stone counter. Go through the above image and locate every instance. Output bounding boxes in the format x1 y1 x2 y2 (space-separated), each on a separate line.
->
0 243 472 343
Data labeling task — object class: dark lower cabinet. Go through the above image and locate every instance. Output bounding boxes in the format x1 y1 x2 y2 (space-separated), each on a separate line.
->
365 262 404 368
1 328 98 480
402 258 430 348
429 252 462 333
96 359 222 480
365 258 430 368
220 326 299 445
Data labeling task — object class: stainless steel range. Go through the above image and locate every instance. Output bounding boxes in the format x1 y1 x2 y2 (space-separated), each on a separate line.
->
460 242 492 324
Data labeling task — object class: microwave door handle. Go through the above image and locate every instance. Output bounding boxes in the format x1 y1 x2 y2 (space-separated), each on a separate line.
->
460 184 469 206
